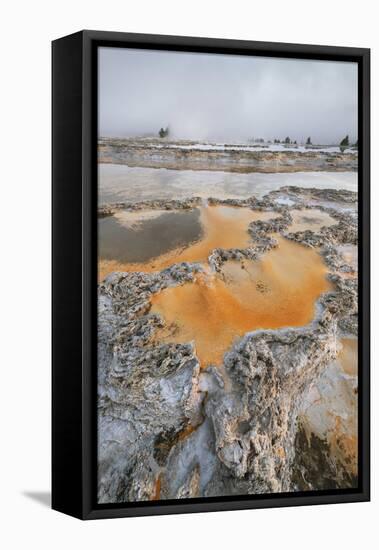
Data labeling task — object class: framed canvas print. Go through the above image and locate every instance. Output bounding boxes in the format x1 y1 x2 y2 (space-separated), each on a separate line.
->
52 30 370 519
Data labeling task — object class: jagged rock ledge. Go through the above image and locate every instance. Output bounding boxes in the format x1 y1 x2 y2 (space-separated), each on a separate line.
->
99 139 358 174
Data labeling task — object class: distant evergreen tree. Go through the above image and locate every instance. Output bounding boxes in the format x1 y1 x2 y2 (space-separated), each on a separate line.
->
284 136 291 144
340 135 349 147
159 126 170 138
306 137 312 145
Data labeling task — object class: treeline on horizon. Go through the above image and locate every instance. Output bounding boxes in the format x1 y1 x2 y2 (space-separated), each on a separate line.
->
157 127 358 148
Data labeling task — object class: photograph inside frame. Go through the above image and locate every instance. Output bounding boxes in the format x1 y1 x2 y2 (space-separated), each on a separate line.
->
96 47 359 504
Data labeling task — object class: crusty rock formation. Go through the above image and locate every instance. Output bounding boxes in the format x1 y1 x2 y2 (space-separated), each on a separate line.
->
97 186 358 503
203 320 339 495
98 265 205 502
98 196 202 218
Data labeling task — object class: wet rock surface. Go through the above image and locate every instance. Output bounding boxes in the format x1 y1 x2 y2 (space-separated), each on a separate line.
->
98 186 358 503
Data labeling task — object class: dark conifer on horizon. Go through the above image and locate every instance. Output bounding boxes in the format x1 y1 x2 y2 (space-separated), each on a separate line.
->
159 126 170 138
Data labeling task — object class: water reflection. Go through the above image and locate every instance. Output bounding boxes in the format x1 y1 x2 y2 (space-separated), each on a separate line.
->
99 208 202 263
99 164 357 205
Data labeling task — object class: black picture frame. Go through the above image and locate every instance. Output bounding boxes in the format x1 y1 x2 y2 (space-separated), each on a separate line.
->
52 30 370 520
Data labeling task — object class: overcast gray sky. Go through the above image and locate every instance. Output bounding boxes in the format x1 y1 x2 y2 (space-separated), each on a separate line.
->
99 47 357 144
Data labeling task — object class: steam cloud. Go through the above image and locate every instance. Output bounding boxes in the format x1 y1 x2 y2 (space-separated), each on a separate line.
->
99 47 357 144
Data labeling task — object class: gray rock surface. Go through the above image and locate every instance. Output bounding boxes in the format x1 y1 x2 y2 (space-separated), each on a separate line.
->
97 186 358 503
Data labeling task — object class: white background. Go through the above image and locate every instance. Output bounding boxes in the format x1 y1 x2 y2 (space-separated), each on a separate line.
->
0 0 376 548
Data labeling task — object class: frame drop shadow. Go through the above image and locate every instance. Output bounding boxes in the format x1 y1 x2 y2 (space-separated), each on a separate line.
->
23 491 51 508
